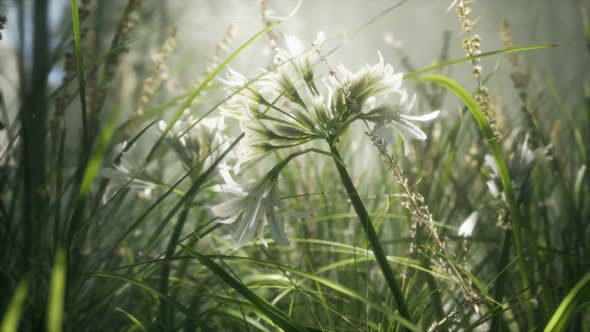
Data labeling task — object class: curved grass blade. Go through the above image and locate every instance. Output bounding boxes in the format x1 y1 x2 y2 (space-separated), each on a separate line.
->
1 275 30 332
208 254 420 331
115 132 242 246
419 73 534 324
218 307 272 332
181 245 304 332
544 272 590 331
404 44 556 80
113 307 148 332
92 272 211 330
65 104 120 244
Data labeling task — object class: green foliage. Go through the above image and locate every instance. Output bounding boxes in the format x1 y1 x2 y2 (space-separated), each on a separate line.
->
1 1 588 331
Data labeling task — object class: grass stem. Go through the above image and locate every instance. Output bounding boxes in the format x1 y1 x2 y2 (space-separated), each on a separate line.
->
328 139 411 324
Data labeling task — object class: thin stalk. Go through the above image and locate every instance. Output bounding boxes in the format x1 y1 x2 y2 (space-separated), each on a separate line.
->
70 0 89 156
158 198 192 330
490 229 513 331
327 139 411 323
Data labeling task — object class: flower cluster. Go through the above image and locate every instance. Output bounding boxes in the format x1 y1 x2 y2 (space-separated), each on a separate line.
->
213 32 439 247
221 33 438 168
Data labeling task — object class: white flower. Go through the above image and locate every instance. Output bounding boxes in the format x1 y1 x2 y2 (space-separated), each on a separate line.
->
367 95 440 155
260 32 324 108
458 211 478 237
233 110 306 173
212 173 289 249
99 141 155 204
220 67 261 107
158 111 233 169
220 33 439 164
333 51 406 109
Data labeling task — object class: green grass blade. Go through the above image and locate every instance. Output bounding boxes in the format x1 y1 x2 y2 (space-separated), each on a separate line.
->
419 74 534 324
65 104 120 243
328 142 411 324
113 307 148 332
115 132 243 246
47 248 67 332
1 275 30 332
208 254 420 331
404 44 556 80
217 307 272 332
70 0 89 153
92 272 211 330
544 272 590 331
181 245 304 332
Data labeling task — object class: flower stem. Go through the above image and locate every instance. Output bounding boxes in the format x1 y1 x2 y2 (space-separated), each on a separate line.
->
328 140 411 323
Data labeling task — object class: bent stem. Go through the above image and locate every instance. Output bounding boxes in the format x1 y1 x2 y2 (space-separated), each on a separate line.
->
327 139 411 323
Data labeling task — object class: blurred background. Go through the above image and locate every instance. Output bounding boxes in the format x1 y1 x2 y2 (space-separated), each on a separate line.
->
2 0 589 118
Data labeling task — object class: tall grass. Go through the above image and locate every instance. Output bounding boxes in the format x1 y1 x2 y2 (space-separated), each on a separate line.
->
1 1 588 331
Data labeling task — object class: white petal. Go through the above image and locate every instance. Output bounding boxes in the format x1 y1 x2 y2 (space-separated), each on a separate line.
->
234 199 263 248
313 31 325 47
211 197 247 218
400 110 440 122
285 35 305 56
458 212 478 237
216 213 241 225
366 96 376 109
267 208 289 246
486 180 500 198
484 154 499 176
397 131 412 156
395 119 428 141
158 120 167 132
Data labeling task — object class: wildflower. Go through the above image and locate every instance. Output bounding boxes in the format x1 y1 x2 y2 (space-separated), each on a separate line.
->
212 171 289 249
219 67 262 114
222 37 438 163
332 52 406 110
216 32 439 248
458 211 478 237
158 112 232 169
99 141 155 204
363 85 439 156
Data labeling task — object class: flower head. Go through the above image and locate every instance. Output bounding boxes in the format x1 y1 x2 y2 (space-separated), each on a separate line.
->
158 111 232 169
221 34 439 164
212 171 289 249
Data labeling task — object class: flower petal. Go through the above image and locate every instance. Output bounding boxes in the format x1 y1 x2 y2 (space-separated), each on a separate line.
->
400 110 440 122
458 212 478 237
